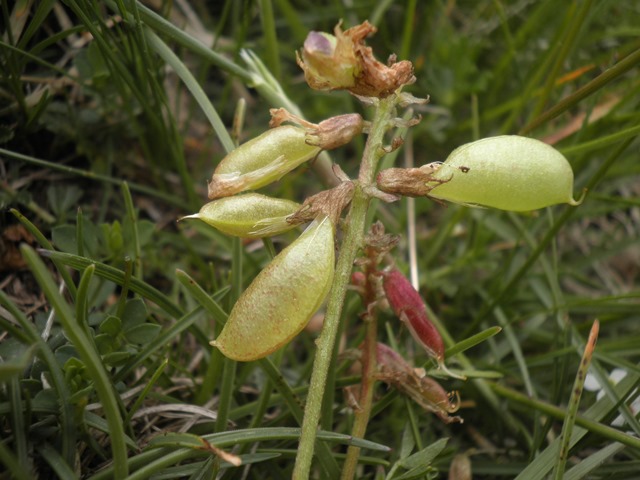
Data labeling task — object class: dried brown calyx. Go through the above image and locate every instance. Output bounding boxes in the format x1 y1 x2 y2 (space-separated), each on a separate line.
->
287 174 355 227
376 162 448 197
270 108 366 151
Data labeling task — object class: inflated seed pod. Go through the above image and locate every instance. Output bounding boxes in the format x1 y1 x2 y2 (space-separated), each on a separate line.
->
180 193 300 239
428 135 581 211
208 126 321 199
211 216 335 361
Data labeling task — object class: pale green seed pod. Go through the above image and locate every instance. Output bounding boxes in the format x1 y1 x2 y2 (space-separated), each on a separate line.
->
208 126 321 199
211 216 335 361
180 193 300 238
428 135 581 211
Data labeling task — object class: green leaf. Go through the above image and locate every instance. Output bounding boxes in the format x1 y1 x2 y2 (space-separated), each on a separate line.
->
102 351 133 366
121 298 148 329
94 333 115 355
136 219 155 248
124 323 161 345
0 345 37 381
397 438 448 470
103 220 124 256
46 184 83 219
99 315 122 337
52 225 78 254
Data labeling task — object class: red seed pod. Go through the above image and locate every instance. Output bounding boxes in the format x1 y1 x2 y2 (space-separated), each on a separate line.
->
382 269 465 379
382 270 445 361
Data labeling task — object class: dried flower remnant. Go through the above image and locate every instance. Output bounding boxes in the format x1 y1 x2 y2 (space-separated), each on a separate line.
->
427 135 582 211
374 343 462 424
208 125 321 200
211 216 335 361
270 108 366 151
180 193 300 239
449 454 473 480
382 269 465 379
376 162 446 197
297 21 415 98
297 28 359 91
286 179 355 227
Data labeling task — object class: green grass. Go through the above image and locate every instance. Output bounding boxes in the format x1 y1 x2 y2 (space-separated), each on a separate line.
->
1 1 640 478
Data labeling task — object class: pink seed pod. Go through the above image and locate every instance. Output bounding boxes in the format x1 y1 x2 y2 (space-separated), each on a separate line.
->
382 269 464 379
382 270 444 360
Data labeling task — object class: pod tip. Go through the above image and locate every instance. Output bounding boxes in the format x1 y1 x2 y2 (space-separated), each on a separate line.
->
178 214 200 222
568 187 587 207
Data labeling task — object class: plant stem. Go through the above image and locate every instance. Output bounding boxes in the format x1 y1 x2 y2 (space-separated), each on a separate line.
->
293 95 396 479
341 262 379 480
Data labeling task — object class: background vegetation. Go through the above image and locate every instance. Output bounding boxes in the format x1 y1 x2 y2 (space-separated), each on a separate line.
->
1 0 639 478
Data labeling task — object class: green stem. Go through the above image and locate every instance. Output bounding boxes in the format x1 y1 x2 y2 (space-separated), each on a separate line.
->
293 95 396 479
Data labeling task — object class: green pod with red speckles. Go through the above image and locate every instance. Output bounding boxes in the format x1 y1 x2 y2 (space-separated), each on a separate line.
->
211 216 335 361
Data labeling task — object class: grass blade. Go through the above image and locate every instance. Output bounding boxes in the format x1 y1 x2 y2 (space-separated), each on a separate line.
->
553 319 600 480
20 249 129 477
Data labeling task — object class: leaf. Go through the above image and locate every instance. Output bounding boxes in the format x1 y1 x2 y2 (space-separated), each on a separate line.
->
51 225 78 254
46 184 83 219
102 351 133 366
397 438 448 470
99 315 122 337
94 333 115 355
121 298 148 329
0 345 37 381
124 323 161 345
136 219 155 248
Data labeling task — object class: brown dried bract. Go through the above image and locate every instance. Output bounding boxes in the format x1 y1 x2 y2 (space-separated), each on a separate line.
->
269 108 364 151
376 163 447 197
343 21 415 98
287 180 355 227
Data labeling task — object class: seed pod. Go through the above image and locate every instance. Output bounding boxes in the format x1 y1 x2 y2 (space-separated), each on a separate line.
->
181 193 300 238
211 216 335 361
208 126 321 199
382 269 464 379
428 135 581 211
383 270 444 360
